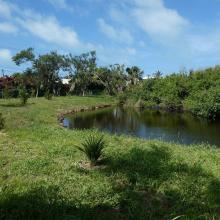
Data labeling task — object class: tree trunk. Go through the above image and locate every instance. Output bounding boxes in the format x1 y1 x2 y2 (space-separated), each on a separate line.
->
35 88 39 98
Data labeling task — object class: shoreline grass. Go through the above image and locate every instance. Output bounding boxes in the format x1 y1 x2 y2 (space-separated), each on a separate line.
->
0 96 220 220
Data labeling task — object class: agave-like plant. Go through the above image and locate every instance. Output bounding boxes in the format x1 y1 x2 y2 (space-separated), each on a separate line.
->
76 135 105 166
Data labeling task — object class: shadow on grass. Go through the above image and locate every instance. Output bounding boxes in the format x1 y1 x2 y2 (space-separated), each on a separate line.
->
0 186 125 220
0 102 35 107
100 145 220 219
1 145 220 220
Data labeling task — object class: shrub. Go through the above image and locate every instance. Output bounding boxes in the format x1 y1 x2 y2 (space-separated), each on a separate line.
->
0 113 5 130
118 93 127 105
134 99 145 108
76 135 105 166
45 90 53 100
3 87 11 99
19 87 29 105
184 87 220 120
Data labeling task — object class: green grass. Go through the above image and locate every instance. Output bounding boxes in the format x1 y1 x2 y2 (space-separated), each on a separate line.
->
0 96 220 220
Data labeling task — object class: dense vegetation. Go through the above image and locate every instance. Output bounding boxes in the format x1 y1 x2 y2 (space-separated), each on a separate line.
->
123 67 220 120
0 96 220 220
0 48 219 119
1 48 142 98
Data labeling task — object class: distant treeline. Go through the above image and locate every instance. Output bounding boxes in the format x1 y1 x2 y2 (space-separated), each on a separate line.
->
122 67 220 120
0 48 219 120
0 48 143 99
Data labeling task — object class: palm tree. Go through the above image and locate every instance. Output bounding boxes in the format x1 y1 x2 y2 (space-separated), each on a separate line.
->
126 66 143 85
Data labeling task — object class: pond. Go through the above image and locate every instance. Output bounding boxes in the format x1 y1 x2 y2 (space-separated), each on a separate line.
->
63 106 220 146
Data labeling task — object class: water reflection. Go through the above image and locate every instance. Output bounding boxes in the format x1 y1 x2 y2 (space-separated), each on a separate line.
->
64 107 220 146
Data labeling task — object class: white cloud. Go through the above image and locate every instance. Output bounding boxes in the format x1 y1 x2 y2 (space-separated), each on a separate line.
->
98 18 133 44
19 15 80 48
110 8 127 24
0 49 12 60
132 0 189 39
134 0 163 8
47 0 70 10
126 47 136 55
188 30 220 55
0 0 12 18
0 22 18 33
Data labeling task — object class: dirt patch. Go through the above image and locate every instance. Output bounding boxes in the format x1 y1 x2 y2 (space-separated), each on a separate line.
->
75 160 107 171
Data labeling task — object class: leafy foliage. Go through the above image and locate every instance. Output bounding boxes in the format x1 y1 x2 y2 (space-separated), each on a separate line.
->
19 87 29 105
123 66 220 119
76 135 106 166
12 48 35 65
184 87 220 120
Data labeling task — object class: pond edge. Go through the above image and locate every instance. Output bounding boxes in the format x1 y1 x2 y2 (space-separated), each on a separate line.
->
57 104 112 126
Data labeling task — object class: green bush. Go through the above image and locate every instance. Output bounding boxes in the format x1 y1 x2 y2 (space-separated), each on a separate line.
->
118 93 128 105
76 135 105 166
3 87 11 99
121 67 220 119
184 87 220 119
134 99 145 108
19 87 29 105
0 113 5 130
44 90 53 100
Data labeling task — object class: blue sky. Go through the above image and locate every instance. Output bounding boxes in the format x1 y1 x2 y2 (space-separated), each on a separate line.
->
1 0 220 76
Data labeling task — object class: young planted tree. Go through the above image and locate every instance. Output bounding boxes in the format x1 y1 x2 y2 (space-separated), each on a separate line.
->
19 86 29 105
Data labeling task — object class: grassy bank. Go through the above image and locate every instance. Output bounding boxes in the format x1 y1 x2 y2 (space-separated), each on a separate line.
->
0 96 220 220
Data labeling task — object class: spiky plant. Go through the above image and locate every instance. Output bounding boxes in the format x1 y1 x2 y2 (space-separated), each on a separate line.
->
76 135 105 166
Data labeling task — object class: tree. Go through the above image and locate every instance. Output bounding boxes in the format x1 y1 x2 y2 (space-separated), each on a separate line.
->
12 48 35 65
94 64 127 95
12 49 66 99
126 66 143 85
35 51 66 98
65 51 97 96
12 48 40 97
154 70 163 78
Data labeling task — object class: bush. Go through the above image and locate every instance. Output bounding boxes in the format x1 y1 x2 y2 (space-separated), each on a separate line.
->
19 87 29 105
76 135 105 166
134 99 145 108
3 87 11 99
0 113 5 130
118 93 128 105
184 87 220 120
44 90 53 100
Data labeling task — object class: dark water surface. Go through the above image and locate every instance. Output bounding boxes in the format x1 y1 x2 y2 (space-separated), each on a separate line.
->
63 107 220 146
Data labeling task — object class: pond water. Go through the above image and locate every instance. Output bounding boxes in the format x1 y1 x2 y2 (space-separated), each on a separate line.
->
63 106 220 146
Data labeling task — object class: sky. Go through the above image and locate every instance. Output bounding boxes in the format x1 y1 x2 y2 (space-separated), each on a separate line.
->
1 0 220 76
